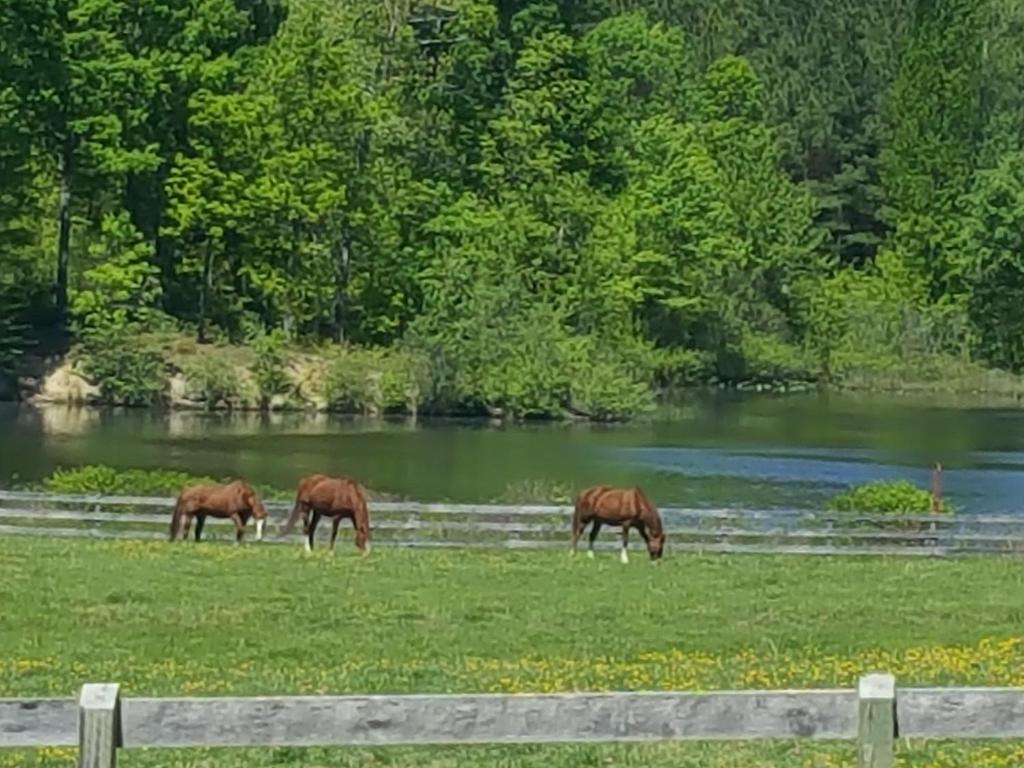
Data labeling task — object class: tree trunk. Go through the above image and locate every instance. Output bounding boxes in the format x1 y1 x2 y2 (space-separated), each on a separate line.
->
333 237 350 343
198 245 213 343
55 140 74 323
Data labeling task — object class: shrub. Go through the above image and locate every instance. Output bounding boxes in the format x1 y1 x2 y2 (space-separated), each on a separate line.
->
566 337 655 421
828 480 953 515
80 329 166 406
251 330 291 409
39 465 218 496
324 347 424 415
35 465 292 501
185 351 243 410
407 295 656 421
493 479 576 504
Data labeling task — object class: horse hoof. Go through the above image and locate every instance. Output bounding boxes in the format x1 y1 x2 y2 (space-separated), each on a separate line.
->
586 551 595 560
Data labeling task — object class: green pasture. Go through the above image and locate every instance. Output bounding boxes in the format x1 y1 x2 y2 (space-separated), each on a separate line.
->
2 537 1024 767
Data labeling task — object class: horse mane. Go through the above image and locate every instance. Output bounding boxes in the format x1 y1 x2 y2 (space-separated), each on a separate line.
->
633 486 662 534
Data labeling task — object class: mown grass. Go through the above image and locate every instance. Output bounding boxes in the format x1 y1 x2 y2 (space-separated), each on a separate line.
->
3 538 1024 766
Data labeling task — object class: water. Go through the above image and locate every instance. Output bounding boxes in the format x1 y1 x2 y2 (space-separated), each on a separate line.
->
1 391 1023 512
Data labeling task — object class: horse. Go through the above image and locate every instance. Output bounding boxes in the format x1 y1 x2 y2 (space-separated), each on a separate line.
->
280 474 371 556
169 480 268 544
570 485 665 563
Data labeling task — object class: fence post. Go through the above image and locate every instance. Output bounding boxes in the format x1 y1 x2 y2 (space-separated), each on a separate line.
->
78 683 121 768
857 673 896 768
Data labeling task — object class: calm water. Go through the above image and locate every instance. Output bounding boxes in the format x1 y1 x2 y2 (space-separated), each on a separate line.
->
2 392 1024 512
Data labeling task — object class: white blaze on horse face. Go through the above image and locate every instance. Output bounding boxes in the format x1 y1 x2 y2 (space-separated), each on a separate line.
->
255 518 265 541
619 547 629 564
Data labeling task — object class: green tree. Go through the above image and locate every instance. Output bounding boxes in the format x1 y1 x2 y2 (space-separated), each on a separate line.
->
956 151 1024 371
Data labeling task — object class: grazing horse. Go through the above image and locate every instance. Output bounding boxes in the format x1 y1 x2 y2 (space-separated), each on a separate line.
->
169 480 268 544
280 474 371 556
570 485 665 563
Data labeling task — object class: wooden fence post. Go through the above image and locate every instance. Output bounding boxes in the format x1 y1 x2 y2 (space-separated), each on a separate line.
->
857 673 896 768
78 683 121 768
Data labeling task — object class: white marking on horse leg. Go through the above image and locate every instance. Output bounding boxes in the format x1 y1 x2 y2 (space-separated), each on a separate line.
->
620 547 629 565
586 549 595 560
304 539 312 553
364 542 371 556
255 519 265 541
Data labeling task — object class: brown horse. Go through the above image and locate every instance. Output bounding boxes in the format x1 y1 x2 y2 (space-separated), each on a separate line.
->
169 480 268 544
280 474 371 556
570 485 665 563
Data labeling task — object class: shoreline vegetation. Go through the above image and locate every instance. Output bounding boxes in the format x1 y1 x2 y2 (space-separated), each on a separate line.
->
5 3 1024 424
7 333 1024 421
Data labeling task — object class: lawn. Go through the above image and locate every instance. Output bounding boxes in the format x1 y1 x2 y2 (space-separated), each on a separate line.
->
2 537 1024 766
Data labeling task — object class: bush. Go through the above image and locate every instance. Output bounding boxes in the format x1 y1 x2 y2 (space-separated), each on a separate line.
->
185 351 243 410
407 294 655 421
324 347 424 415
39 465 218 496
493 479 576 504
828 480 953 515
35 464 291 501
80 329 166 406
251 330 291 409
566 337 655 421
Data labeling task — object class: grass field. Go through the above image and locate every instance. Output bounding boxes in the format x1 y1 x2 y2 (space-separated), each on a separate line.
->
3 537 1024 767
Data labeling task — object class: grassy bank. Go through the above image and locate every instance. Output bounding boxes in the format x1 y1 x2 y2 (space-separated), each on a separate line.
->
2 538 1024 766
16 325 1024 423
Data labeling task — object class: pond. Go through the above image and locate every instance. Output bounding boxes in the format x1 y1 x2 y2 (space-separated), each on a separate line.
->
1 391 1023 512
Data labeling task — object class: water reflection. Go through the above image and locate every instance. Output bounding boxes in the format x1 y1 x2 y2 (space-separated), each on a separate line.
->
0 393 1021 512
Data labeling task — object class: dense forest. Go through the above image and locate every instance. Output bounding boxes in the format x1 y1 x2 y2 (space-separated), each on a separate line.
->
2 0 1024 418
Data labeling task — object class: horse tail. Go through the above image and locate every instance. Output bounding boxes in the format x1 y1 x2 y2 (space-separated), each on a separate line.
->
572 488 589 530
169 494 184 541
352 481 371 553
356 482 370 535
279 491 305 536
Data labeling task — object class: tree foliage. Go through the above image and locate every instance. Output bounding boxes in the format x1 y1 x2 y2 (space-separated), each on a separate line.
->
4 0 1024 415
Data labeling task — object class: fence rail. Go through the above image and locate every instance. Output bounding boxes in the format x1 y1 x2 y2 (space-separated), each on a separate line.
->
3 675 1024 767
3 490 1024 557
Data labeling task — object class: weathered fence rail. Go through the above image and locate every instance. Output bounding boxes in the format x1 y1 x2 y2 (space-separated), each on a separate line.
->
3 490 1024 557
3 675 1024 767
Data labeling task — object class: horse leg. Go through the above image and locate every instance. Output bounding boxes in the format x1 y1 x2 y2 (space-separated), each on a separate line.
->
231 513 245 545
587 521 602 559
329 516 342 557
306 511 321 553
619 524 630 564
180 513 193 542
194 514 206 543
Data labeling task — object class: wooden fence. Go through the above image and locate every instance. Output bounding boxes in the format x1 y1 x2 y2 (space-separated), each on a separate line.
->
3 675 1024 767
3 490 1024 557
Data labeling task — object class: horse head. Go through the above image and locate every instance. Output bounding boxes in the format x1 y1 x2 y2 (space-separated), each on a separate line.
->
241 483 269 541
646 529 665 560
